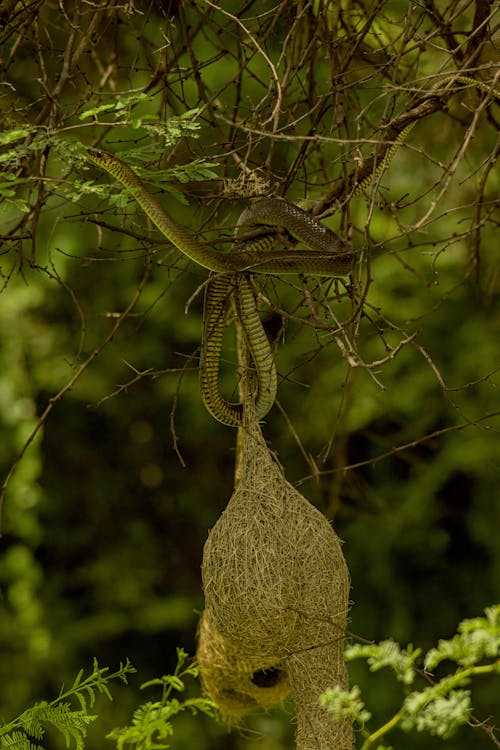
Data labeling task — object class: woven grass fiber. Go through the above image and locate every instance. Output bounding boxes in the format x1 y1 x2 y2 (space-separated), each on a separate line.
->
200 403 352 749
197 608 290 718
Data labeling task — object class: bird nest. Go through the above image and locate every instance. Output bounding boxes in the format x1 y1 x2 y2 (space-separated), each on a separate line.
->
198 404 352 748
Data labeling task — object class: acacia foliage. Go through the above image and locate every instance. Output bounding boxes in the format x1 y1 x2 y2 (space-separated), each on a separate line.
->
0 1 499 749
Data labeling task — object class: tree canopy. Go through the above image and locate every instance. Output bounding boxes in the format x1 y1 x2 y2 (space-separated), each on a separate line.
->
0 1 498 748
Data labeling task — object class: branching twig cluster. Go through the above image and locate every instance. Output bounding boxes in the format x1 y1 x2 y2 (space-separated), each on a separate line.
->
0 0 498 510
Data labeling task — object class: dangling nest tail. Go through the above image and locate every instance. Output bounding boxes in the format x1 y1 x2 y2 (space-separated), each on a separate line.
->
200 404 352 748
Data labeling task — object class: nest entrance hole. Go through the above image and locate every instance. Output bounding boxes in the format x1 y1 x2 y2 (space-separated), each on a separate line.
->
251 666 285 688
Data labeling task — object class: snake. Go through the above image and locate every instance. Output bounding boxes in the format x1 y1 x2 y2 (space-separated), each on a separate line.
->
86 149 354 425
86 73 498 424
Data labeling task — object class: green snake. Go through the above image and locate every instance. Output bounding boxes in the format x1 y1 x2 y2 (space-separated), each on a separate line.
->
87 74 498 424
86 149 354 425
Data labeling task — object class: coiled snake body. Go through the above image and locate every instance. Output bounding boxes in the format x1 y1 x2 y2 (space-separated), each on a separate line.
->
87 77 497 425
87 149 354 426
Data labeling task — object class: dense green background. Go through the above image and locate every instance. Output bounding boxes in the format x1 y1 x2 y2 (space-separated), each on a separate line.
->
0 1 498 748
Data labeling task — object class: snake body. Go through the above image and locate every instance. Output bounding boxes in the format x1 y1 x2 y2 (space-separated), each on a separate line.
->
86 150 354 275
200 275 277 426
237 197 350 258
87 74 498 425
87 149 353 426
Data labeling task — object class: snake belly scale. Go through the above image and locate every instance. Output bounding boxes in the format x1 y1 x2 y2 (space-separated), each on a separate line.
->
86 149 354 425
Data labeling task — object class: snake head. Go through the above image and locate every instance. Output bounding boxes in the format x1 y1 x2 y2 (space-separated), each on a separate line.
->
86 147 104 161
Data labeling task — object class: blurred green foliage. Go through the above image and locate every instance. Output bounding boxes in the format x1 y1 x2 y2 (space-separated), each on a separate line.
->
0 0 498 748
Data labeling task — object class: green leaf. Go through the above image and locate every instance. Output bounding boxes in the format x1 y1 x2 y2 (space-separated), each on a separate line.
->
140 678 165 690
320 685 372 724
425 605 500 670
106 651 213 750
164 676 184 692
0 129 32 145
0 150 20 165
114 93 149 110
180 697 214 716
72 669 84 691
108 191 132 209
78 103 116 120
402 689 471 739
346 640 421 684
167 159 219 183
0 729 41 750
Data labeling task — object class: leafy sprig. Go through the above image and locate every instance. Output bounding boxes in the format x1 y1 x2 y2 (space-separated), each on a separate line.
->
345 639 421 685
0 100 218 217
0 659 136 750
107 648 214 750
321 606 499 749
78 94 202 143
425 604 500 670
0 651 213 750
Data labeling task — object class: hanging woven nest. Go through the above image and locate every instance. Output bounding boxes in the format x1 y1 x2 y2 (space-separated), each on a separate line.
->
200 404 352 748
202 415 349 656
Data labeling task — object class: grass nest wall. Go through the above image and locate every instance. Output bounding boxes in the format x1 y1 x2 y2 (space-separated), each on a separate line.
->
199 407 352 749
197 608 290 718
